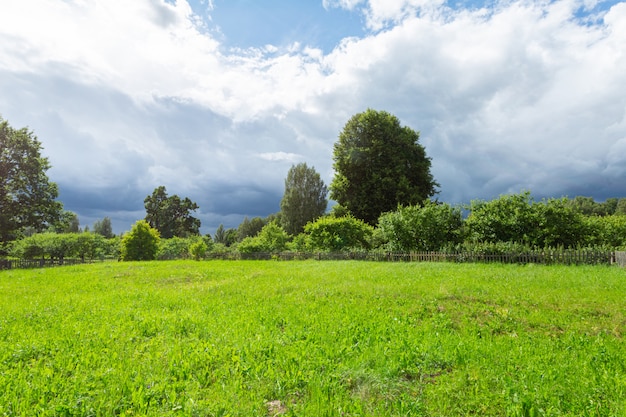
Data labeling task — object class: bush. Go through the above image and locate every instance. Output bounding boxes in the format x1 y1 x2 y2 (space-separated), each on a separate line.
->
377 201 463 251
157 237 192 260
189 240 208 260
237 221 289 253
120 220 160 261
584 215 626 248
304 215 373 252
10 232 114 261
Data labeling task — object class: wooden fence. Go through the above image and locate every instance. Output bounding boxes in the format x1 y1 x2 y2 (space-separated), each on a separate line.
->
2 250 622 270
0 258 88 270
216 249 618 265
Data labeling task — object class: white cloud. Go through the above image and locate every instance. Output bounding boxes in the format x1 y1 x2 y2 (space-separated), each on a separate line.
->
323 0 366 11
258 152 303 162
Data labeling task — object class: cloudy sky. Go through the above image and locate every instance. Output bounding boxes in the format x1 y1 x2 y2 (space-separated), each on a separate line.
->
1 0 625 235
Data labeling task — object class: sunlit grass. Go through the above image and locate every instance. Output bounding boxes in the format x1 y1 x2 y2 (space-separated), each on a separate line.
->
1 261 624 416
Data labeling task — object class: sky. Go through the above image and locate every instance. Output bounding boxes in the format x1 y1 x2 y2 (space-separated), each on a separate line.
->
1 0 625 235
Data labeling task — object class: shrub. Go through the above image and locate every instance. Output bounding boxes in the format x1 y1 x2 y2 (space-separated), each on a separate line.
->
377 201 463 251
304 215 373 252
584 215 626 248
120 220 160 261
189 240 208 260
237 221 289 253
157 237 192 260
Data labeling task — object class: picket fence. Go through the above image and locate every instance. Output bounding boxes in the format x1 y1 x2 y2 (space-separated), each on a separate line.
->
2 250 623 270
216 249 620 266
0 258 89 270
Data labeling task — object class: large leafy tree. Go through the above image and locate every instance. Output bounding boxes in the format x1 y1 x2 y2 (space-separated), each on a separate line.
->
144 186 200 239
330 109 438 225
0 117 63 248
280 163 328 235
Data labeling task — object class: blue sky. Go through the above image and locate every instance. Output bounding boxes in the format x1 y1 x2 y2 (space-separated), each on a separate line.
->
1 0 625 235
205 0 365 52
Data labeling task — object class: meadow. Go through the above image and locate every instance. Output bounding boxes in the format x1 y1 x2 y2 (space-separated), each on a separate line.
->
0 261 624 416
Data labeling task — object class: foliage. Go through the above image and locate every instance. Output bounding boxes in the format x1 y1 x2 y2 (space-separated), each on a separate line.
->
465 192 588 248
280 163 328 235
1 261 624 416
237 216 267 241
288 233 312 252
213 224 238 246
189 240 208 260
465 192 537 245
144 186 200 239
0 116 63 248
615 198 626 215
304 215 373 252
10 232 115 260
155 236 212 260
584 215 626 248
566 196 623 216
237 222 289 253
377 201 464 251
533 198 588 247
120 220 160 261
93 216 114 238
330 109 438 225
50 211 81 233
157 237 192 260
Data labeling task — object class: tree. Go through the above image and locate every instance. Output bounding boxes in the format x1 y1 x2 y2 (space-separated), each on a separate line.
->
237 216 267 241
120 220 160 261
279 163 328 235
50 211 80 233
213 224 237 246
144 186 200 238
615 198 626 216
0 116 63 248
330 109 438 225
93 217 114 238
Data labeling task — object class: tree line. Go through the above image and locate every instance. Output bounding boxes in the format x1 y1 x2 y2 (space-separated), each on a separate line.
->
2 112 625 263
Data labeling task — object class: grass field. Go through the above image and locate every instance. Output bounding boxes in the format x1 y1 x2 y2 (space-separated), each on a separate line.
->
0 261 624 416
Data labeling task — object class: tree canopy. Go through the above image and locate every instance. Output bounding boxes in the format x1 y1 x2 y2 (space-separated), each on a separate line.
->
0 116 63 249
330 109 438 225
280 163 328 235
93 217 114 238
144 186 200 239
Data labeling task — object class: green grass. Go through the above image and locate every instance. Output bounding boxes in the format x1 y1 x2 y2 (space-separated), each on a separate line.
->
0 261 624 416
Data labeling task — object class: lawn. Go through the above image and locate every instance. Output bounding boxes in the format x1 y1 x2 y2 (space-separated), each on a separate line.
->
0 261 624 416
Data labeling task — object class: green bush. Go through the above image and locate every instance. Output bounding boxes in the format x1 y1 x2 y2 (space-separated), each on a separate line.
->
120 220 160 261
189 240 208 260
237 221 289 253
304 215 373 252
584 215 626 248
10 232 114 261
377 201 463 251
